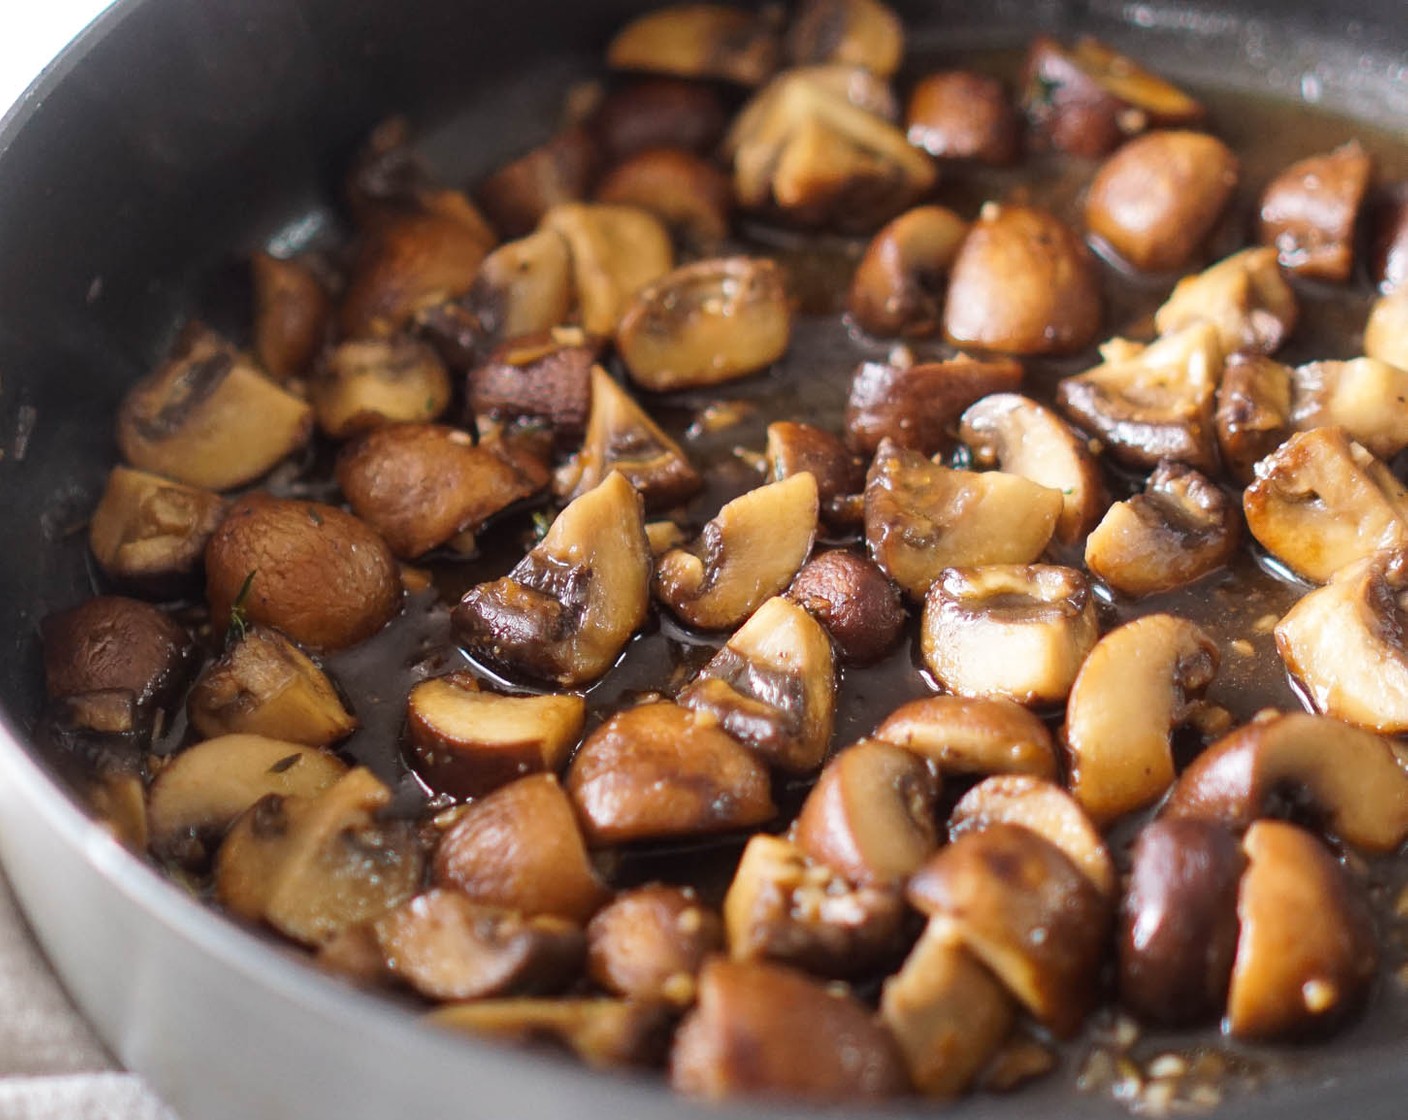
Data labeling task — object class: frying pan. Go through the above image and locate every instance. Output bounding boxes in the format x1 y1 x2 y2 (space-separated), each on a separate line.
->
0 1 1405 1117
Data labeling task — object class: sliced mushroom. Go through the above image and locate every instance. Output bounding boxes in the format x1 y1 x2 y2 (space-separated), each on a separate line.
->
452 229 577 357
1291 358 1408 461
670 958 909 1100
587 885 723 1005
1063 614 1218 825
872 696 1058 781
920 565 1098 707
1085 462 1239 598
88 466 226 595
787 549 906 666
187 626 356 747
1258 141 1372 283
1243 427 1408 584
607 3 779 86
250 252 330 381
117 323 313 491
846 206 969 338
1365 288 1408 371
864 440 1063 600
591 78 729 162
595 149 732 251
430 999 670 1069
1162 711 1408 853
477 127 599 240
434 773 607 923
1214 353 1293 485
677 596 835 772
540 202 674 338
41 596 193 714
959 394 1106 545
453 471 651 687
311 337 451 440
617 257 791 391
1056 321 1222 473
467 333 595 446
846 354 1023 457
785 0 902 77
765 420 865 529
1153 247 1298 356
943 203 1102 356
654 473 819 631
906 71 1019 166
566 701 776 844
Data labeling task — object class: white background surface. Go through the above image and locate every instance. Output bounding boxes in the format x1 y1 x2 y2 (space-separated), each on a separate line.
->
1 0 119 117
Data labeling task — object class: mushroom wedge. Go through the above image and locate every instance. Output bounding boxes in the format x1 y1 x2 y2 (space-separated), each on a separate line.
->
540 203 674 337
1153 247 1298 356
872 696 1058 781
88 466 227 595
1290 358 1408 461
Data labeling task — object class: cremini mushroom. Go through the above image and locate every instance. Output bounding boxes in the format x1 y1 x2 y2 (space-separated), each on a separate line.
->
311 337 452 440
88 466 227 595
1290 358 1408 461
906 71 1019 165
765 420 865 529
1370 185 1408 293
587 885 723 1005
787 549 906 666
846 206 969 338
1258 141 1372 283
250 252 330 381
845 354 1023 456
591 78 728 162
477 128 599 240
1214 353 1293 485
594 148 732 251
785 0 903 77
467 333 595 446
1153 247 1298 356
607 3 780 86
430 999 670 1069
1365 288 1408 371
540 202 674 337
872 696 1058 781
450 229 577 357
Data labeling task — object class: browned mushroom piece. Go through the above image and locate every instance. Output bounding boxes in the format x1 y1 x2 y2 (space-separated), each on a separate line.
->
147 735 347 865
906 823 1110 1039
1227 821 1378 1041
678 596 835 772
435 773 608 923
654 473 819 631
1290 358 1408 461
1063 614 1219 826
591 79 729 162
1118 818 1246 1026
787 549 905 665
845 354 1024 456
215 767 424 946
467 333 595 446
670 957 910 1100
959 394 1106 545
1242 427 1408 584
587 885 723 1005
430 999 671 1069
453 472 652 687
313 922 390 985
1056 322 1222 473
540 203 674 337
477 127 599 240
847 206 968 339
187 626 356 747
594 149 732 252
1085 130 1239 272
1258 141 1373 283
722 833 906 978
607 3 779 86
343 116 439 224
449 229 578 358
373 889 585 1002
1370 184 1408 292
88 466 227 595
1020 35 1205 158
1154 247 1298 356
872 696 1058 781
1214 353 1293 485
1365 288 1408 371
920 565 1098 707
88 771 149 852
405 671 585 799
117 323 313 491
310 337 451 440
1162 711 1408 853
785 0 902 77
1084 462 1239 598
206 494 401 652
566 701 776 844
864 441 1062 600
764 421 865 529
251 252 330 381
617 257 791 391
906 71 1019 166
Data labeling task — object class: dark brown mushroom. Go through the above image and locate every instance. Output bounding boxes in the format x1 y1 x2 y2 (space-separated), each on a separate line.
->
590 78 728 162
787 549 906 665
607 3 780 86
477 127 599 240
1214 353 1293 485
587 885 723 1005
88 466 227 595
594 148 732 251
785 0 903 77
250 252 330 381
846 206 969 338
1154 246 1298 356
1369 183 1408 293
467 333 595 446
41 596 193 715
764 421 865 530
906 71 1019 165
1258 141 1373 282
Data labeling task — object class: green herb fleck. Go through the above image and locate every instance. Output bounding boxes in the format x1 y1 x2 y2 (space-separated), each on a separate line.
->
307 508 324 526
226 569 257 644
1030 73 1061 108
531 509 554 541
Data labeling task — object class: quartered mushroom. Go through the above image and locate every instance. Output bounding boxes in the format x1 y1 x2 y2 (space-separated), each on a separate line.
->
1153 247 1298 356
785 0 903 77
864 440 1063 600
1290 358 1408 461
677 595 835 772
453 471 652 687
595 148 732 252
88 466 226 595
467 333 595 446
607 3 780 86
846 206 969 338
591 78 729 162
117 323 313 491
447 229 577 358
311 337 452 440
1258 141 1373 283
872 696 1058 781
906 71 1019 166
431 999 671 1069
765 420 865 529
787 549 906 666
567 701 775 844
1056 321 1222 473
1365 288 1408 371
587 885 723 1005
1214 353 1293 485
920 565 1099 707
250 252 330 381
540 203 674 337
476 128 599 240
1084 462 1239 598
1063 614 1219 825
654 473 819 631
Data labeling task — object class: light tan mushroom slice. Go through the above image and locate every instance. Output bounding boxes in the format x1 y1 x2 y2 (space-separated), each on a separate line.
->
786 0 903 77
722 833 906 978
453 471 651 688
117 324 313 491
920 565 1098 707
1162 711 1408 853
1214 353 1293 486
847 206 969 338
864 441 1062 600
793 739 940 885
1085 462 1240 598
459 228 576 352
1227 821 1377 1040
1063 614 1218 826
1276 549 1408 733
405 670 585 798
311 337 452 440
872 696 1058 781
1290 358 1408 461
147 735 346 863
678 596 835 772
1365 288 1408 371
566 701 776 844
1056 322 1222 473
1153 247 1298 356
617 257 791 391
587 885 723 1005
555 365 701 509
1243 427 1408 584
880 916 1015 1099
949 776 1115 898
88 466 227 594
215 767 423 946
607 3 779 86
540 203 674 337
959 394 1106 544
655 474 819 631
430 999 671 1069
187 626 356 747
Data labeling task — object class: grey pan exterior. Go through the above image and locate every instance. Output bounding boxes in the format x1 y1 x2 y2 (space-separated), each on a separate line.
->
0 0 1405 1116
